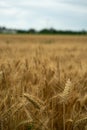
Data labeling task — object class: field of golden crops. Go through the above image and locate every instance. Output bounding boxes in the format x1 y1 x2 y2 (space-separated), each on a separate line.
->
0 34 87 130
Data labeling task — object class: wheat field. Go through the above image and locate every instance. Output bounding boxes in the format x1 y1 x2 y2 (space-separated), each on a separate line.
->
0 34 87 130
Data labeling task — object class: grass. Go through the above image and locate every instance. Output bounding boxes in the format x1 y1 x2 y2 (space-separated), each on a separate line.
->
0 34 87 130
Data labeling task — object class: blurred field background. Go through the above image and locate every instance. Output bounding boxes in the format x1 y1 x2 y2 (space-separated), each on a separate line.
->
0 34 87 130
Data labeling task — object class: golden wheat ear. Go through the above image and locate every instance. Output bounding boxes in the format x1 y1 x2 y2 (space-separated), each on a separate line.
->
74 116 87 129
49 78 72 103
14 120 33 130
24 93 44 109
59 78 72 103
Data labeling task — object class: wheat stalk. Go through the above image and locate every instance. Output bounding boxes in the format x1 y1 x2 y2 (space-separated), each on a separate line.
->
0 71 3 83
60 79 72 130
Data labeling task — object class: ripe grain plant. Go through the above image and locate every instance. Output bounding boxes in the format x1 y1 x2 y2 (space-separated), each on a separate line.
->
0 34 87 130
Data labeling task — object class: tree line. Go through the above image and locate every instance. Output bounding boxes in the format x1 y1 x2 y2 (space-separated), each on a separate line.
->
0 26 87 35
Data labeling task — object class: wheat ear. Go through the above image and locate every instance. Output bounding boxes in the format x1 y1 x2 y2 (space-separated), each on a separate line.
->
74 116 87 128
24 93 44 109
59 78 72 103
14 120 33 130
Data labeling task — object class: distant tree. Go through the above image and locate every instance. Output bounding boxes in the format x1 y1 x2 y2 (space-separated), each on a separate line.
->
39 29 49 34
28 29 36 34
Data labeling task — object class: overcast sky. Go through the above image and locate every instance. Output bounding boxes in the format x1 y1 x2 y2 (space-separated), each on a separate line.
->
0 0 87 30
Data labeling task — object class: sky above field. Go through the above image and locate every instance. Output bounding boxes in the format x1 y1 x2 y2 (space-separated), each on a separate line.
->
0 0 87 31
